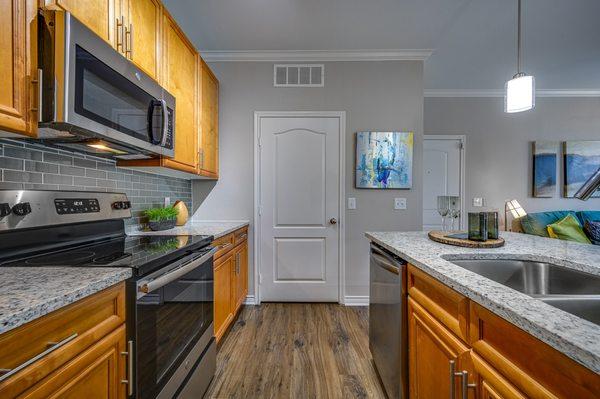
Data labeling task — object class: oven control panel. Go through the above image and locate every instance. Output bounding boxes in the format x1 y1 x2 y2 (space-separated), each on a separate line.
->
55 198 100 214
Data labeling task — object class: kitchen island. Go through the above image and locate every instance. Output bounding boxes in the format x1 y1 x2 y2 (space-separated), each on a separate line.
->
366 231 600 398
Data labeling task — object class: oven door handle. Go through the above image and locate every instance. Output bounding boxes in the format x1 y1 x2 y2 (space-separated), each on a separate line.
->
138 247 217 295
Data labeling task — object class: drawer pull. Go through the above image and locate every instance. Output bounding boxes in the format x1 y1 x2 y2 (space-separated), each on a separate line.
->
218 242 233 251
237 233 248 240
0 333 78 382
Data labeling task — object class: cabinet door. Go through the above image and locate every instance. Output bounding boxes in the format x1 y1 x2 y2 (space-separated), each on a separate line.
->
233 241 248 312
408 297 474 399
214 254 233 342
124 0 161 81
50 0 116 46
199 58 219 178
0 0 37 136
162 12 198 172
18 325 127 399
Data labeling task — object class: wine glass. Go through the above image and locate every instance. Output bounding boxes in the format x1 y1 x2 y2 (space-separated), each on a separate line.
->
448 196 461 231
437 196 450 231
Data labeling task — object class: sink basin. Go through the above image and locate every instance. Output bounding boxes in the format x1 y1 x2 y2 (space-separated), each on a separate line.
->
449 259 600 325
449 259 600 296
540 297 600 326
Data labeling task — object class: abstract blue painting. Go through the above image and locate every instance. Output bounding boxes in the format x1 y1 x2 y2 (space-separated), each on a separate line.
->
564 141 600 198
532 141 558 197
355 132 413 189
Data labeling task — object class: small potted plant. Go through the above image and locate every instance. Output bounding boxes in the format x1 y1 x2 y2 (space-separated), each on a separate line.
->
144 206 179 231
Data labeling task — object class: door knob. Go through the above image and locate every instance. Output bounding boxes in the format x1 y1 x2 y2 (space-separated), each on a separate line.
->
329 218 337 225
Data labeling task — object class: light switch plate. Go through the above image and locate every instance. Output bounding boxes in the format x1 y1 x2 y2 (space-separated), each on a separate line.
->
347 197 356 210
473 197 484 207
394 198 407 210
164 197 171 207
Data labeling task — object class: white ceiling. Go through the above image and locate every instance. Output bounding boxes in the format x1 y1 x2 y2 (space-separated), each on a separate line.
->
162 0 600 90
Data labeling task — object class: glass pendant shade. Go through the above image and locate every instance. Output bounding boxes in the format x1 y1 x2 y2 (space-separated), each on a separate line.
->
505 74 535 113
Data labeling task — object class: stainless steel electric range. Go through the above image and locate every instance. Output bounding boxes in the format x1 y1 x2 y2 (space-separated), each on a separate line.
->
0 190 216 399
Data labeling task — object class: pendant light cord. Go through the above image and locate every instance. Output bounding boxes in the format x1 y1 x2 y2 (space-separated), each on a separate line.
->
517 0 523 75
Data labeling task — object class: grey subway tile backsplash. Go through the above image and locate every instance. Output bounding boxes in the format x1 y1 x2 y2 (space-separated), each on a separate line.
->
0 139 193 227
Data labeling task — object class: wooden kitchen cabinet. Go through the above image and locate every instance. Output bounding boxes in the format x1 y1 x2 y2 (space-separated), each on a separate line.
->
0 282 128 398
212 227 249 343
199 58 219 178
44 0 116 45
214 252 234 342
408 297 474 399
121 0 162 81
0 0 37 137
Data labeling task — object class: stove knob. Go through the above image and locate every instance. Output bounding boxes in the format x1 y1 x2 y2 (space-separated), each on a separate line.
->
0 203 11 218
12 202 32 216
122 201 131 209
112 202 123 210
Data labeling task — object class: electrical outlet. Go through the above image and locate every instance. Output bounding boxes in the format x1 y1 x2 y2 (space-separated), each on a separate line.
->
394 198 407 210
164 197 171 207
473 197 484 207
347 197 356 210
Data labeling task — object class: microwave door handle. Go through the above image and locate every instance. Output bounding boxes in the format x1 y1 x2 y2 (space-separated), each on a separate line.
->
160 99 168 147
138 247 217 295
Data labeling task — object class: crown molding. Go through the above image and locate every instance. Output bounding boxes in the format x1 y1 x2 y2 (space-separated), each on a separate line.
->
424 89 600 98
200 49 434 62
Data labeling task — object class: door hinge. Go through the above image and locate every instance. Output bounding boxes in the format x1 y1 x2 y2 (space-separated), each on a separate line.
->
258 133 262 147
459 141 464 150
259 273 263 285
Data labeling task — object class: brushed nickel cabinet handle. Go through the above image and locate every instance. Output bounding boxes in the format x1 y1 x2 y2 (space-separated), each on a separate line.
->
129 23 134 58
0 333 78 383
449 360 462 399
30 68 43 122
218 242 232 251
116 16 124 51
460 370 476 399
121 340 134 396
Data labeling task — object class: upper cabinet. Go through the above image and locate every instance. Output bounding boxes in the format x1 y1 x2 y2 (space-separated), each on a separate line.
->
45 0 116 45
161 10 199 173
121 0 162 81
0 0 37 137
199 58 219 178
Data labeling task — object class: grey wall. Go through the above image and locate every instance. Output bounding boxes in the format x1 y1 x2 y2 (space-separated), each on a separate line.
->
0 139 192 227
424 97 600 225
192 61 424 298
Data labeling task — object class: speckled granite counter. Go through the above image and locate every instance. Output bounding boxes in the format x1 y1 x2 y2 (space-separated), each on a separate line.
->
127 220 249 239
0 267 131 335
365 231 600 373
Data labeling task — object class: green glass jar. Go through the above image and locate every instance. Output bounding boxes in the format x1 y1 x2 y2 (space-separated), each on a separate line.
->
468 212 488 241
487 212 499 239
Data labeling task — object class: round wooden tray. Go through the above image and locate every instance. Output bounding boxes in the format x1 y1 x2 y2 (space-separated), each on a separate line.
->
428 231 505 248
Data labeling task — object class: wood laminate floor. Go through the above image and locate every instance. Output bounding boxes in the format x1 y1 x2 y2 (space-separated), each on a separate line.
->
205 303 386 399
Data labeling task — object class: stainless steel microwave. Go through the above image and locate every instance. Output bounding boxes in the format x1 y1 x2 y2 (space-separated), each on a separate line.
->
37 11 175 160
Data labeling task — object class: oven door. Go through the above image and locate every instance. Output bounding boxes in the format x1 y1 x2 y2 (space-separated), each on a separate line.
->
135 248 215 399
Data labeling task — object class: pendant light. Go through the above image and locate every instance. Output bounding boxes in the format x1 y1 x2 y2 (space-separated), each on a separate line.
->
505 0 535 113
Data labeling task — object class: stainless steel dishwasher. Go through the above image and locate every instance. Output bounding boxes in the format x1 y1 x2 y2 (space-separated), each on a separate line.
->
369 243 408 399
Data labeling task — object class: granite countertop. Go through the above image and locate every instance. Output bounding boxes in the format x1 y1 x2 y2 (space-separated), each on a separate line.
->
0 267 131 335
365 231 600 373
127 220 250 239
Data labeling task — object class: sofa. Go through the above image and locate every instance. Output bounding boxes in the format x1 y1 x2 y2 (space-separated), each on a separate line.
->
513 210 600 244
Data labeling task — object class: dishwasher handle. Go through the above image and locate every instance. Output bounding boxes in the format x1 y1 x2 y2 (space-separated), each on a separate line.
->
370 244 405 275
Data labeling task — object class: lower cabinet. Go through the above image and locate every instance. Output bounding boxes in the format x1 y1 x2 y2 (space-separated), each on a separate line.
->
0 282 128 398
407 264 600 399
408 297 474 399
213 226 249 343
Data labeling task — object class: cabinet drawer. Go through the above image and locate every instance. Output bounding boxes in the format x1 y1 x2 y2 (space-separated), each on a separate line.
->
407 264 469 342
213 233 234 259
469 302 600 399
0 283 125 397
233 227 248 246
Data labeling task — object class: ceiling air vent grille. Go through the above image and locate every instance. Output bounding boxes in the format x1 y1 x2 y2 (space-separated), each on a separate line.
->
274 64 324 87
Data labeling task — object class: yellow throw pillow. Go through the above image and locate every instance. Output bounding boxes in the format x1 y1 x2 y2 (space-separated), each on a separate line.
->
546 214 592 244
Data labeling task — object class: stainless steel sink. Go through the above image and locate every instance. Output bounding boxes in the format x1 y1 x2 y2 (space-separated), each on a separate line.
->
449 259 600 325
540 297 600 326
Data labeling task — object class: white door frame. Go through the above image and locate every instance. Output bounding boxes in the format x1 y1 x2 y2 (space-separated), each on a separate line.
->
253 111 346 305
423 135 467 230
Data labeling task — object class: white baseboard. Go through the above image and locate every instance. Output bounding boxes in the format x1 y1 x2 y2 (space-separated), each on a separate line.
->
243 295 257 305
343 295 369 306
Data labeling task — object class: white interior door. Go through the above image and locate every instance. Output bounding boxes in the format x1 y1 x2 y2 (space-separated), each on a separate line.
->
258 114 341 302
423 137 463 230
